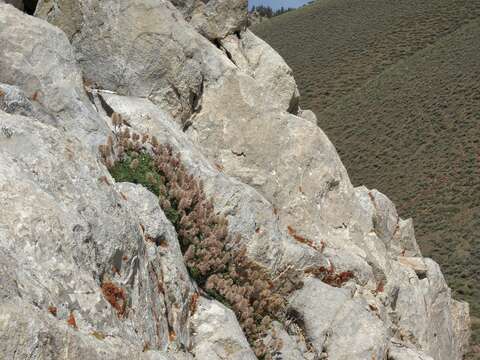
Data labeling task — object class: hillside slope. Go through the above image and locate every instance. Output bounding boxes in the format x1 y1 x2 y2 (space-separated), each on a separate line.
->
253 0 480 351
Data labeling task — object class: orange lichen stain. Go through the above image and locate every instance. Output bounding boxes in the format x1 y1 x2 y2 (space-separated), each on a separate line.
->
47 306 57 317
189 292 199 314
67 312 77 329
287 226 322 252
101 282 127 317
305 263 354 288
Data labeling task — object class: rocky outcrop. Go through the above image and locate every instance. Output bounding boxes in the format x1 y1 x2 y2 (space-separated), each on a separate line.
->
0 1 471 360
190 297 256 359
219 29 300 113
35 0 234 122
0 3 108 147
171 0 248 40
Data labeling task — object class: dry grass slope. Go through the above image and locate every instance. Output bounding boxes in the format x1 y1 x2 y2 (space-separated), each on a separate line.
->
253 0 480 355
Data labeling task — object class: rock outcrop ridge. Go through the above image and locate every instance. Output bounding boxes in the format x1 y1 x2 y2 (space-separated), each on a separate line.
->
0 1 470 359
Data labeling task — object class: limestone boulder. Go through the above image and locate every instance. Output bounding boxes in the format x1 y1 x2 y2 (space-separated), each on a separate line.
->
190 297 256 359
0 4 107 147
0 111 192 353
325 298 390 360
114 183 197 350
187 71 365 255
288 278 352 353
298 109 318 124
387 258 470 360
289 278 390 359
35 0 234 122
355 186 421 256
0 83 58 127
173 0 248 40
0 1 472 359
265 321 312 359
0 300 190 360
220 29 300 113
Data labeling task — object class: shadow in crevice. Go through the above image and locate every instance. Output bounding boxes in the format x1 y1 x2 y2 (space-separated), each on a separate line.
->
24 0 38 15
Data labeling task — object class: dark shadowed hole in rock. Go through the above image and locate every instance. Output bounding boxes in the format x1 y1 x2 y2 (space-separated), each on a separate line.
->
24 0 38 15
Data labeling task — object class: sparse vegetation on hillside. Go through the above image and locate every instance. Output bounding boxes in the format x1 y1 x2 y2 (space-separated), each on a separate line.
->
253 0 480 354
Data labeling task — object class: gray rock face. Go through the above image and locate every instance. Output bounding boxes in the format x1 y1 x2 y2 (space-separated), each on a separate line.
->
35 0 234 122
289 278 390 359
0 300 187 360
190 297 256 360
0 1 471 360
387 343 434 360
187 71 362 255
325 298 390 360
298 109 318 124
114 183 195 350
289 278 352 353
0 4 107 147
0 112 171 352
0 107 208 352
0 83 58 126
172 0 248 40
220 29 300 113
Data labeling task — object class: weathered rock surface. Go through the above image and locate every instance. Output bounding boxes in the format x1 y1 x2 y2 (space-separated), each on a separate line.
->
289 278 352 353
0 111 191 354
220 29 300 112
35 0 234 122
190 297 256 360
298 108 318 124
0 3 108 147
0 300 187 360
0 2 471 360
387 343 434 360
172 0 248 40
115 183 195 350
